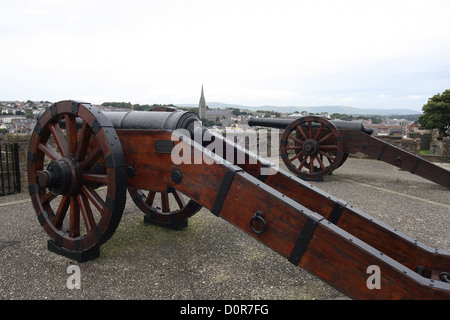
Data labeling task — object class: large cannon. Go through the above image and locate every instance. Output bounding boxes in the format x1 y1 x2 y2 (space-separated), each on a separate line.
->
27 101 449 299
248 116 450 188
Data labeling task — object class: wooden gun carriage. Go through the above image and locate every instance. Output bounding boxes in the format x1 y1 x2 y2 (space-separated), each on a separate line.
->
248 116 450 188
27 101 449 299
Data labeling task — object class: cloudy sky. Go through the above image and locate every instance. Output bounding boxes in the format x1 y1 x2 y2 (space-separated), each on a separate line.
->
1 0 449 111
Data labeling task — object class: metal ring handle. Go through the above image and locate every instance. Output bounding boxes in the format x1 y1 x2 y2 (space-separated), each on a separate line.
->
440 272 450 283
250 211 267 234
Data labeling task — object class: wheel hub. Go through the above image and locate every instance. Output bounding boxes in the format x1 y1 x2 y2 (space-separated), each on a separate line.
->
38 158 82 196
302 139 319 156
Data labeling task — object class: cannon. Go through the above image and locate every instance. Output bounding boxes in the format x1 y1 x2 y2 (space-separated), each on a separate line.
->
248 116 450 188
27 101 449 299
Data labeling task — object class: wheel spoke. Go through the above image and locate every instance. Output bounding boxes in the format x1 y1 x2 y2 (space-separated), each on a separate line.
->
318 132 333 144
161 192 170 212
315 154 326 171
75 122 92 162
289 151 304 162
38 143 61 160
78 193 96 234
287 134 303 144
319 150 335 162
83 173 108 184
297 154 308 171
145 191 156 206
314 124 324 140
69 196 80 237
81 145 102 170
40 191 57 205
65 114 78 157
54 195 70 229
171 190 186 209
308 121 312 139
295 125 308 140
49 122 68 157
81 185 105 215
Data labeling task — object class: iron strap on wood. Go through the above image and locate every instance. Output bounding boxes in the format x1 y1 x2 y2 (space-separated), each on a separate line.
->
410 158 422 174
377 143 388 160
288 213 323 265
211 165 243 216
328 199 348 225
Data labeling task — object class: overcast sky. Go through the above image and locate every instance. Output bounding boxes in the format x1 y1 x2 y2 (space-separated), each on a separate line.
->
1 0 449 111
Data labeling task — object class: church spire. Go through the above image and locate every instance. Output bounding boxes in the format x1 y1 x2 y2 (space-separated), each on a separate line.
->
199 85 206 120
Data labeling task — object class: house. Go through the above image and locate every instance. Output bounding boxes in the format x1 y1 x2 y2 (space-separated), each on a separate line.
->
364 123 404 136
0 115 26 124
205 109 234 126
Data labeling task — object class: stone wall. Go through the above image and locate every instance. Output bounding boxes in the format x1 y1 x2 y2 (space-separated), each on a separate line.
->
443 137 450 158
408 131 431 151
376 135 420 154
429 129 443 155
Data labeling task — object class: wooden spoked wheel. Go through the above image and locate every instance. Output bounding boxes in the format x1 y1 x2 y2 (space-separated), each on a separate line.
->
280 116 344 181
127 186 202 229
27 101 126 258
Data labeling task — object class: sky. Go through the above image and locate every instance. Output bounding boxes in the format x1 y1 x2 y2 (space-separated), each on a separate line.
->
1 0 450 111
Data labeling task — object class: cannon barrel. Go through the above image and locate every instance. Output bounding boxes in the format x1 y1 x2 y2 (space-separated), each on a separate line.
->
106 110 199 133
248 117 293 129
248 116 373 135
58 110 200 135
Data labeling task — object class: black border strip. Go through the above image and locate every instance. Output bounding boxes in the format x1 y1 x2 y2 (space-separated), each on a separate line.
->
211 166 243 216
410 158 422 174
328 200 347 225
288 214 323 265
377 143 388 160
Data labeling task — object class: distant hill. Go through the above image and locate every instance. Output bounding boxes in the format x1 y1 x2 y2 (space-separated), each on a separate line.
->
176 102 422 116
